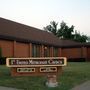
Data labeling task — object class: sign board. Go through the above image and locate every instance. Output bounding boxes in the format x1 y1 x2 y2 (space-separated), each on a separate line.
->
6 57 67 77
6 57 67 67
6 57 67 87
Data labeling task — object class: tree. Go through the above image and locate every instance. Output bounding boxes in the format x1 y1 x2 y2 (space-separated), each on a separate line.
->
57 21 74 39
74 31 88 42
44 21 88 42
0 48 2 57
44 21 58 36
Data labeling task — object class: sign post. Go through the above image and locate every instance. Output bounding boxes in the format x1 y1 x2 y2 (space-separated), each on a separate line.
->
6 57 67 87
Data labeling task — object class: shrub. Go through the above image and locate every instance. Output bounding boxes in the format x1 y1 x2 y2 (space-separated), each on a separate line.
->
0 57 6 65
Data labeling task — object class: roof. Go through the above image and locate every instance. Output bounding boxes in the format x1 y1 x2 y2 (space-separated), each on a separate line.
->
59 39 90 48
0 17 61 47
83 42 90 47
0 17 89 48
59 39 82 48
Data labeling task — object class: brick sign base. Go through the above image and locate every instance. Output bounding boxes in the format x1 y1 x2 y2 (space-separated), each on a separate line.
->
11 67 62 77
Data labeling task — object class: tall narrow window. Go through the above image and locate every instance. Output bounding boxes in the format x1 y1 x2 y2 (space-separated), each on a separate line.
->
53 47 58 57
32 44 40 57
32 45 36 57
36 45 40 57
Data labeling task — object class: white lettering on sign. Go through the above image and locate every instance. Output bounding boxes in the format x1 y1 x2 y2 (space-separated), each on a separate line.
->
17 68 35 72
48 60 63 64
40 67 57 72
6 57 67 67
29 60 47 64
9 59 63 65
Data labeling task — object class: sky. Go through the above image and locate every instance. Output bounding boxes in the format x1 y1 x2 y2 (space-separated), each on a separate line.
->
0 0 90 36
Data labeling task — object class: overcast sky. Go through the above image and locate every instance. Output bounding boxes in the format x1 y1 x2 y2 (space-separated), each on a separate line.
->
0 0 90 36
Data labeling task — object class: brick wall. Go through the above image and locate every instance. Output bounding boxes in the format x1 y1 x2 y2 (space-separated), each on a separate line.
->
61 48 82 59
0 40 14 57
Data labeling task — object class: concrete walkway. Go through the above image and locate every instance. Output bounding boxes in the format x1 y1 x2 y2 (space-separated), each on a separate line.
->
71 81 90 90
0 86 22 90
0 81 90 90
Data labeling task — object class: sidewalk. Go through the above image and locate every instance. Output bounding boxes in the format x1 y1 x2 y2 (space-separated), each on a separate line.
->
71 81 90 90
0 86 22 90
0 81 90 90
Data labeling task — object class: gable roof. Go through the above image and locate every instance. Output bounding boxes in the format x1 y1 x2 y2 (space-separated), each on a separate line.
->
0 17 88 48
0 17 60 47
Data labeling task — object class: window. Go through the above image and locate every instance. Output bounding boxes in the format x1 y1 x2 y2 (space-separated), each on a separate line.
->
53 47 58 57
32 44 40 57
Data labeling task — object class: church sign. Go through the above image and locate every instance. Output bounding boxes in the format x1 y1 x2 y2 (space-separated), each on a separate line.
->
6 57 67 87
6 57 66 67
6 57 67 76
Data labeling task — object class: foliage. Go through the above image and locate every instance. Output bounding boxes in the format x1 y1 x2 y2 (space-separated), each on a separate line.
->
87 36 90 42
57 21 74 39
0 48 6 65
73 31 88 42
0 57 6 65
44 21 58 36
0 48 2 57
44 21 88 42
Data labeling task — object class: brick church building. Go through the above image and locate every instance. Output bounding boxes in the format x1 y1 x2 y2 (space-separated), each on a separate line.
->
0 17 90 61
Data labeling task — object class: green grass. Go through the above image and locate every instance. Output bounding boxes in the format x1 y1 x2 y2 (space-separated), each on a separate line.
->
0 62 90 90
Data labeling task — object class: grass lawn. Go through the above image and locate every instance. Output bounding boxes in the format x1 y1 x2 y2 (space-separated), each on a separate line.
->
0 62 90 90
